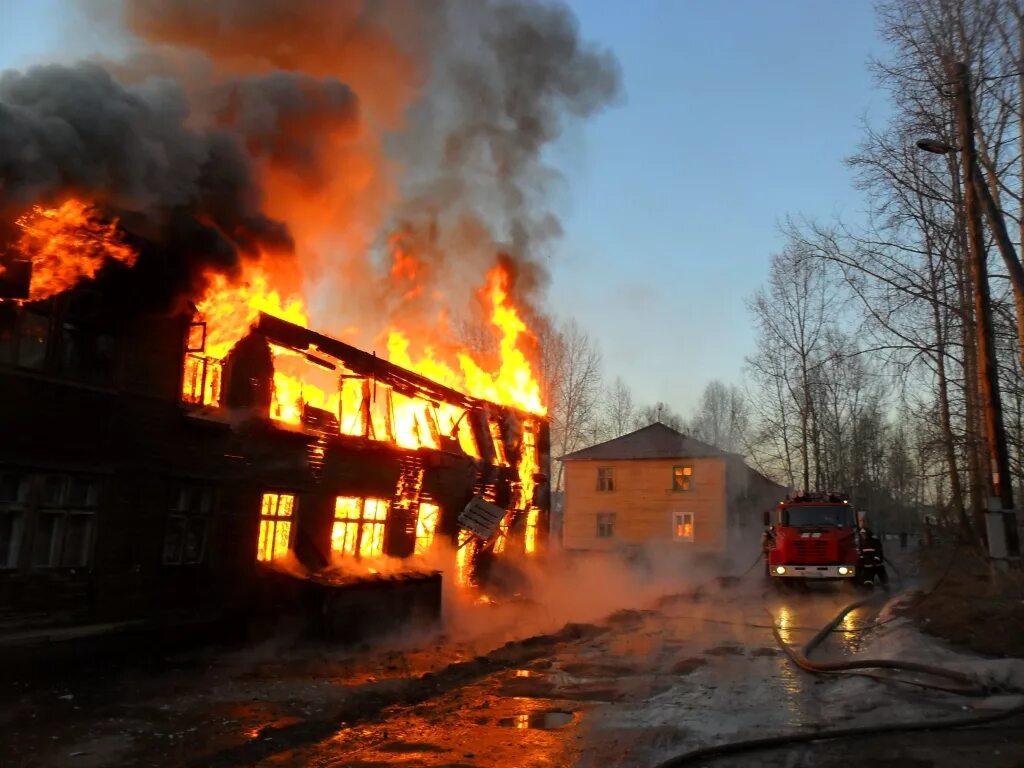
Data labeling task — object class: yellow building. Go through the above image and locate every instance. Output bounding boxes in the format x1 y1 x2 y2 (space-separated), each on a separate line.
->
560 423 787 554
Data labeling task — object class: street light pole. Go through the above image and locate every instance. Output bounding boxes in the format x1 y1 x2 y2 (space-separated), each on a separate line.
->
950 62 1019 559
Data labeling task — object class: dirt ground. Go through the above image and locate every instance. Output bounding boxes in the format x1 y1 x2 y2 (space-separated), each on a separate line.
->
900 545 1024 658
4 547 1024 768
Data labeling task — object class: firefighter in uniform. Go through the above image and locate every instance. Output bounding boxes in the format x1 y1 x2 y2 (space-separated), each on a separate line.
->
856 512 889 588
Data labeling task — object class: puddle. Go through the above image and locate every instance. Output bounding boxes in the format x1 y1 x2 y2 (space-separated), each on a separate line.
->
498 711 574 730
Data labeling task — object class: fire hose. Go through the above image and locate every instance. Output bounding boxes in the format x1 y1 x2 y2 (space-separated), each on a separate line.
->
650 593 1024 767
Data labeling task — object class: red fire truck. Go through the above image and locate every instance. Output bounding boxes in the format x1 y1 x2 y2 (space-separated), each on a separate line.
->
763 492 861 583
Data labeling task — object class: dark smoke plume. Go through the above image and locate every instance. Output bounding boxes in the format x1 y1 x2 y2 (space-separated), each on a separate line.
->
0 59 358 306
3 0 620 329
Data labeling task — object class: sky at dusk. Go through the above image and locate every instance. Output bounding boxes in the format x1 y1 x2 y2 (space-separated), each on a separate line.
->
0 0 892 415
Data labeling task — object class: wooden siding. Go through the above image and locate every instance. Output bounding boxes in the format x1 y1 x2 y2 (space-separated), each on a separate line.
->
563 457 727 552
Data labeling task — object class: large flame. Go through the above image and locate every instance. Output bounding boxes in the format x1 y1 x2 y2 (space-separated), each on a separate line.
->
387 266 545 416
186 260 544 432
11 199 137 301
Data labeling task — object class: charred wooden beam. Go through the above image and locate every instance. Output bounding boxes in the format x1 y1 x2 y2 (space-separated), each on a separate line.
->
256 312 507 416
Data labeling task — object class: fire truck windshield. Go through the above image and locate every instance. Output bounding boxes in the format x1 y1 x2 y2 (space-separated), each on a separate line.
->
781 504 855 528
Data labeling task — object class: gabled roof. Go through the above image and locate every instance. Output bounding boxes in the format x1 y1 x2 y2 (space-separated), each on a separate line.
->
559 422 736 461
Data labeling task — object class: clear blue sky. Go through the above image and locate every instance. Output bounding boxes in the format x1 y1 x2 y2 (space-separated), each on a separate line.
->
555 0 889 413
0 1 890 415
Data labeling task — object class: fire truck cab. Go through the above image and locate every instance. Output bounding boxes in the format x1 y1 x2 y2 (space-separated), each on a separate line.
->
763 492 860 582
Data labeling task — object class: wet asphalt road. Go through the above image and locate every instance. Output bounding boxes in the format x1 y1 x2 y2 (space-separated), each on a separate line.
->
5 553 1023 768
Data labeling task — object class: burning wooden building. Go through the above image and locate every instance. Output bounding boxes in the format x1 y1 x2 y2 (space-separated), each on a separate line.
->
0 214 550 647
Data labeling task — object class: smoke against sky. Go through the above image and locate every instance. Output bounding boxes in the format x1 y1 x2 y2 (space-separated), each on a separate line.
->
0 0 885 412
0 0 621 359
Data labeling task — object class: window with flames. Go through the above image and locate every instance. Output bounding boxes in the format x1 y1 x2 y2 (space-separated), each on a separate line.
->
257 492 294 562
673 512 694 542
332 497 389 558
672 465 693 492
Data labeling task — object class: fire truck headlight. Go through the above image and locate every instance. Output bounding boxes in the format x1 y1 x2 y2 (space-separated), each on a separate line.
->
838 566 850 576
775 566 786 576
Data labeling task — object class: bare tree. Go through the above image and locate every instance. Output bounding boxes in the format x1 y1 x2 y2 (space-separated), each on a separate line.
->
633 401 685 432
601 376 636 439
689 380 750 453
541 318 604 491
749 244 835 491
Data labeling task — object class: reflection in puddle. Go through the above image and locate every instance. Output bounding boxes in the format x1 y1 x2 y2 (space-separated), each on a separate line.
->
498 711 574 730
514 669 536 678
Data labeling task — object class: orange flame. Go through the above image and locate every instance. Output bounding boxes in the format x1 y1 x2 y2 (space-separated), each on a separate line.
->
387 265 545 416
185 260 544 461
12 199 137 301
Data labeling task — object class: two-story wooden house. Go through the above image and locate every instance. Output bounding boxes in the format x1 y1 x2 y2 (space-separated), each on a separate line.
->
559 422 786 556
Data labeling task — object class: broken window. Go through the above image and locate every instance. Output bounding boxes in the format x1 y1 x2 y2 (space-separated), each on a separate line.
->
414 502 440 555
257 492 295 562
163 484 212 565
597 467 615 492
0 470 28 569
672 465 693 492
596 512 615 538
674 512 694 542
30 474 98 569
332 497 388 558
182 354 223 407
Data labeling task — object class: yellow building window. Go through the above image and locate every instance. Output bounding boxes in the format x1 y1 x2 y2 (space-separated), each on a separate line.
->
415 502 440 555
257 492 295 562
332 497 388 558
597 467 615 492
672 465 693 491
674 512 694 542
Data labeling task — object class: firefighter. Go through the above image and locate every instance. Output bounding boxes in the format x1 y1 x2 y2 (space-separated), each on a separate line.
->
856 513 889 588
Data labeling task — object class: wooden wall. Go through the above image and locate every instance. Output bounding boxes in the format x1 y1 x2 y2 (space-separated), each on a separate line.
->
562 457 728 552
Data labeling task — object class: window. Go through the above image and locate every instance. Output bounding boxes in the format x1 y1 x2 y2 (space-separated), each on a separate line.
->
596 512 615 539
672 465 693 492
257 492 295 562
332 497 388 558
31 474 98 568
597 467 615 492
0 470 28 569
163 484 212 565
415 502 440 555
674 512 694 542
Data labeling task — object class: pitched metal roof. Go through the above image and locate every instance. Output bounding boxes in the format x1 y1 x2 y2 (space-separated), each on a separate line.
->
559 422 736 461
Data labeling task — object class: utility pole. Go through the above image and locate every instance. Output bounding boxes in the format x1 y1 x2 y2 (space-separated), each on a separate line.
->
952 61 1020 559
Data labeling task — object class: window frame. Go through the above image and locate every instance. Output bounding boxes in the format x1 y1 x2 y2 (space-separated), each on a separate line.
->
257 492 296 562
0 469 29 570
672 465 693 492
596 511 616 539
597 467 615 492
30 474 99 570
163 483 213 566
673 512 695 542
414 501 441 556
332 497 389 559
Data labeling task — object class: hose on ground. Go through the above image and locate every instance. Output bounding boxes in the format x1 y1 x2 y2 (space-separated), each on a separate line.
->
649 699 1024 768
771 594 987 696
650 584 1024 767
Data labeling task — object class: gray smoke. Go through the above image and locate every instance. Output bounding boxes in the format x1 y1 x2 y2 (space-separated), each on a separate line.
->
380 0 621 323
3 0 620 322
